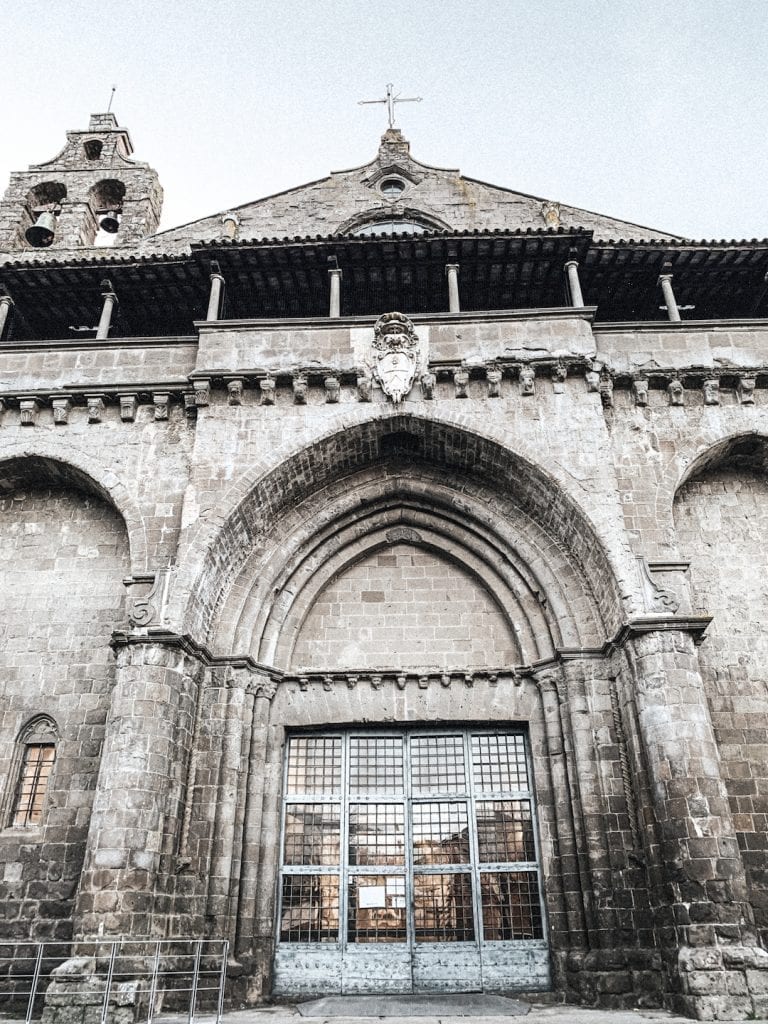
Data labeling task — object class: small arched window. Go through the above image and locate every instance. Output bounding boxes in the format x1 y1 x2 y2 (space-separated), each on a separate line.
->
8 716 58 828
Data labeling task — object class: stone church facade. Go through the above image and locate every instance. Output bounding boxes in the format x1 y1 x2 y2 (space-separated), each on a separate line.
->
0 111 767 1019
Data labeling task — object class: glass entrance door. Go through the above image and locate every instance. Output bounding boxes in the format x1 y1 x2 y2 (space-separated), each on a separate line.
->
274 728 549 996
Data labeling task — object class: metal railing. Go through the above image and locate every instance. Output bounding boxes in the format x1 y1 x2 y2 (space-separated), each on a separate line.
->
0 938 228 1024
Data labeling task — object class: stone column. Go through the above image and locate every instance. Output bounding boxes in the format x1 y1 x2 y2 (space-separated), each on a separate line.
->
206 265 225 321
328 267 342 318
95 281 118 340
564 260 584 307
446 263 460 313
206 667 253 939
235 676 278 981
624 625 767 1018
0 295 13 340
73 640 202 938
658 274 681 322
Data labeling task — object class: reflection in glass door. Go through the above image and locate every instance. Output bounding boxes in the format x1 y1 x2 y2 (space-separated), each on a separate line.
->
274 728 549 995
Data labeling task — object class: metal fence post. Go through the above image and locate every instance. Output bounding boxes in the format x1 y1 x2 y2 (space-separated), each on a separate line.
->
146 941 161 1024
188 939 203 1024
25 943 44 1024
100 942 118 1024
215 940 229 1024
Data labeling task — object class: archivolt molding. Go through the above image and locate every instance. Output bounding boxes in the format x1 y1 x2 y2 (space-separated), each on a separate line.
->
0 436 147 573
172 407 636 641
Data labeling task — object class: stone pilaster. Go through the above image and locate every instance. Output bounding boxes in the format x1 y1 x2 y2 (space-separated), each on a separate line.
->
73 639 203 938
623 626 768 1019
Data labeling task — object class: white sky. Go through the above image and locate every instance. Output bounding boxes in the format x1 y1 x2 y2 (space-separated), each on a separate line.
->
1 0 766 240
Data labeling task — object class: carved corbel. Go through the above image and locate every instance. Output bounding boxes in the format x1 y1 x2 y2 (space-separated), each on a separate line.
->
585 368 601 392
637 556 679 614
551 362 567 394
126 566 173 628
322 675 333 691
396 674 407 690
193 379 211 407
51 396 73 425
667 375 684 406
324 376 340 404
252 675 278 701
260 375 276 406
346 674 358 689
420 371 436 400
738 374 756 405
632 377 649 407
519 365 535 396
119 393 138 422
418 675 429 689
153 393 170 420
227 379 244 405
292 374 308 405
19 398 40 426
702 377 720 406
297 676 309 691
486 365 502 398
453 366 469 399
356 374 372 402
370 674 383 690
599 371 614 408
86 395 105 423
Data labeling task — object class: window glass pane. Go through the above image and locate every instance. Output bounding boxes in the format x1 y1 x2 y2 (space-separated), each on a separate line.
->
481 871 543 940
476 800 537 862
348 875 407 943
472 734 529 792
410 735 466 794
349 804 404 864
413 873 475 942
286 737 341 795
349 736 403 794
283 804 340 866
412 802 469 865
13 743 55 827
280 874 339 942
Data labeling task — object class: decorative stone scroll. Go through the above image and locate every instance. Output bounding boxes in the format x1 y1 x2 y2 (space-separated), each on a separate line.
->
127 566 174 628
372 311 421 403
52 396 72 425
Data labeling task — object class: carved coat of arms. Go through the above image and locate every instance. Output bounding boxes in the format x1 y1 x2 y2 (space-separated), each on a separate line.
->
372 311 420 403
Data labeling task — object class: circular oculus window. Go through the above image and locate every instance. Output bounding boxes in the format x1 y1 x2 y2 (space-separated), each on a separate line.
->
379 177 406 198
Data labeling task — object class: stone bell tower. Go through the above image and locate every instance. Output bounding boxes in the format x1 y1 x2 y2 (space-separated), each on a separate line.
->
0 112 163 252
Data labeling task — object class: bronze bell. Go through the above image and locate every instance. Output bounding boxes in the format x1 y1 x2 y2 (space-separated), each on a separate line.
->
25 210 56 247
99 209 121 233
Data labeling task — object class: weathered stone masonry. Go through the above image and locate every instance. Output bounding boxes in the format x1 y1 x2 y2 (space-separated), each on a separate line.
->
1 111 768 1019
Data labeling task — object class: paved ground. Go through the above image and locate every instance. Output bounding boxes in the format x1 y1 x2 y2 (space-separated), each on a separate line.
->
152 1002 768 1024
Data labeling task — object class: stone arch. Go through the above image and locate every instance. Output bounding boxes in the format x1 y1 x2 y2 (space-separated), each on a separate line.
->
672 430 768 942
0 440 147 572
178 410 630 652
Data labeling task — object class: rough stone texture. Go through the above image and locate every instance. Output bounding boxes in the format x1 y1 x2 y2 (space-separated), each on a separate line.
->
0 112 766 1021
290 542 518 670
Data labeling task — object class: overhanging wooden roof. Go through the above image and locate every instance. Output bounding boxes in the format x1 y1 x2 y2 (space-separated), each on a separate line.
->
1 230 768 341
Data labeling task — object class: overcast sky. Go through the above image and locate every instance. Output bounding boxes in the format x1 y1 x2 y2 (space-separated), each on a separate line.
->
1 0 765 240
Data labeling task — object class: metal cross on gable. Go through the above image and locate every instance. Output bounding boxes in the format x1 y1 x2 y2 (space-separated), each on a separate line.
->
358 83 422 129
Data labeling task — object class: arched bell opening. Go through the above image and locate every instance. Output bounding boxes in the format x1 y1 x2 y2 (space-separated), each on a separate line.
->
88 178 126 247
23 181 67 248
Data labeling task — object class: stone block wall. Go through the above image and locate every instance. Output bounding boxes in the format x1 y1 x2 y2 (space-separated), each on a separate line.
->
0 484 128 942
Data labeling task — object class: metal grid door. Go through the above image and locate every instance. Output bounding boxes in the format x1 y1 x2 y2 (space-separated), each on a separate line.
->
273 728 549 996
